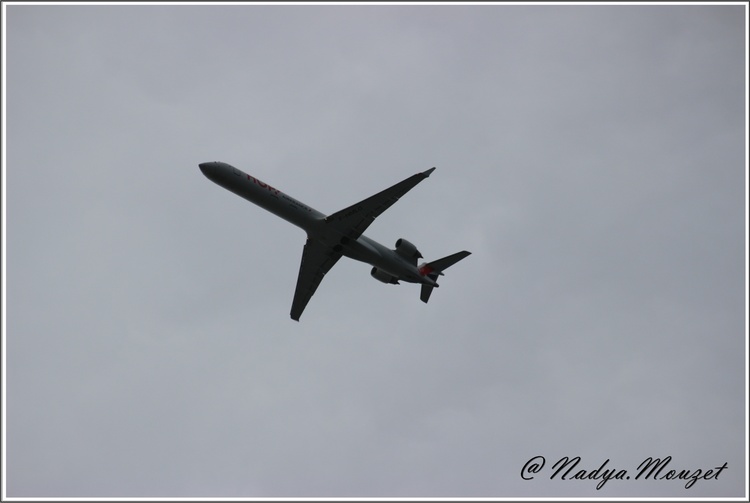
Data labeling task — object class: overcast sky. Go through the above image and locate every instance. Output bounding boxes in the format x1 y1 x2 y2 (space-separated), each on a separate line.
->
4 3 747 499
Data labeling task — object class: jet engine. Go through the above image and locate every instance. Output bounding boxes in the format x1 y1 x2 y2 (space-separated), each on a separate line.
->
371 267 400 285
395 238 423 261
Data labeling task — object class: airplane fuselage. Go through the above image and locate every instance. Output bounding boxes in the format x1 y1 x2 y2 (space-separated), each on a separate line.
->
199 162 435 286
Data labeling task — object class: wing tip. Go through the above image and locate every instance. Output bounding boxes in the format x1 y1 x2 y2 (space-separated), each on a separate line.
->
423 167 436 177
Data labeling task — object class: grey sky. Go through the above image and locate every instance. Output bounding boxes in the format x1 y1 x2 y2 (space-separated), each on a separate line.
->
4 3 747 498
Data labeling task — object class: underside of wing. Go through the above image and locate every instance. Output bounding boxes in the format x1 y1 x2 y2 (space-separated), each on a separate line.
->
325 167 436 241
290 238 342 321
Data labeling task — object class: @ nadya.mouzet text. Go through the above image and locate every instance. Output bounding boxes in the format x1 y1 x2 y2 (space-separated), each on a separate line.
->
520 455 728 490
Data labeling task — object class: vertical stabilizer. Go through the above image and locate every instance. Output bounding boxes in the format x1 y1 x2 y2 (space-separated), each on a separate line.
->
420 284 435 303
419 250 470 303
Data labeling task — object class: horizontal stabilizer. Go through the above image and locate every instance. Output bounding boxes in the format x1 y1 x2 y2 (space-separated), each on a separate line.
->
424 250 471 274
419 250 470 303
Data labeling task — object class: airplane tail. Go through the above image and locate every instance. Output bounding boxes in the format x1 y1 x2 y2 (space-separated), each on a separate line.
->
419 250 471 303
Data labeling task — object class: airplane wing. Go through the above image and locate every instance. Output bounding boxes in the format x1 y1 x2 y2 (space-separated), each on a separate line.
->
290 238 342 321
290 168 436 321
325 167 436 241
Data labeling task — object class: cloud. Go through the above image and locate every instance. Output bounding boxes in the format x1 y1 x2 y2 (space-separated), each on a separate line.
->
4 3 746 498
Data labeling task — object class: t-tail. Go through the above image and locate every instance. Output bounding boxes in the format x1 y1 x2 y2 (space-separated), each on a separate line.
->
419 250 471 303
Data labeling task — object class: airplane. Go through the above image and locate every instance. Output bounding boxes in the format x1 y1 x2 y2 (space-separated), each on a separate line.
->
199 161 471 321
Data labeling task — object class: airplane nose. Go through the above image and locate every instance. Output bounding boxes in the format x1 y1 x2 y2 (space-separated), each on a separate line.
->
199 162 217 177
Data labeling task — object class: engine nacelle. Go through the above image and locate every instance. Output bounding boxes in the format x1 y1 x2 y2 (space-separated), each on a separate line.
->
395 238 423 261
371 267 400 285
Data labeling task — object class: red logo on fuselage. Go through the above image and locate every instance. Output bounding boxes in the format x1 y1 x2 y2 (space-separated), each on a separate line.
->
247 174 280 196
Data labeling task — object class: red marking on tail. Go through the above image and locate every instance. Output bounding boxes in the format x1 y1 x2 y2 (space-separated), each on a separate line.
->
419 265 433 276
